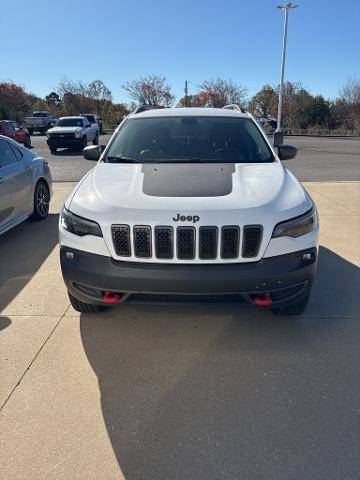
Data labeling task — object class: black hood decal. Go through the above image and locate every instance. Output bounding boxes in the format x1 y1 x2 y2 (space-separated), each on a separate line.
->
142 163 234 197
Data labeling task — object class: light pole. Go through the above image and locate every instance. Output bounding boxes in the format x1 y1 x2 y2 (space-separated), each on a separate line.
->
274 2 298 147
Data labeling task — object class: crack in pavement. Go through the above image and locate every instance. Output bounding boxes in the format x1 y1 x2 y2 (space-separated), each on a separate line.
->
0 304 71 413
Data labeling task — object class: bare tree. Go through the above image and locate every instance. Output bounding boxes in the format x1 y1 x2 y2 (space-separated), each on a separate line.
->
87 80 113 102
340 77 360 104
197 78 248 107
339 77 360 131
122 75 175 107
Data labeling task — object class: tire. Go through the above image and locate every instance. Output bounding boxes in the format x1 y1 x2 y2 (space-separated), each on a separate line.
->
93 134 99 145
68 292 108 313
81 136 87 150
28 128 34 135
25 135 31 148
40 128 46 135
31 180 50 221
271 293 311 316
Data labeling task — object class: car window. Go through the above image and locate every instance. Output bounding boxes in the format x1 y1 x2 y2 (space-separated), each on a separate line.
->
105 116 274 164
6 123 15 132
0 139 19 168
56 118 84 127
10 144 23 161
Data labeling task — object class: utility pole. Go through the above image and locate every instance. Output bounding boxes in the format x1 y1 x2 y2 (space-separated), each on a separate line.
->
274 2 298 147
184 80 190 107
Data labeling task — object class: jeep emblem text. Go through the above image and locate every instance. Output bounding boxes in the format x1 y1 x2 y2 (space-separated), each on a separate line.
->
173 213 200 223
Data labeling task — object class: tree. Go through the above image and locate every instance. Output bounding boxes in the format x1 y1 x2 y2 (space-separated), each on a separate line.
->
46 91 62 108
55 77 124 124
248 85 278 118
122 75 175 107
177 92 210 108
339 77 360 131
0 81 44 121
87 80 112 102
197 78 248 107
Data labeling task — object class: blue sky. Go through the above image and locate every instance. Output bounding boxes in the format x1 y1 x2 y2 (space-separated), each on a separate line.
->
1 0 359 104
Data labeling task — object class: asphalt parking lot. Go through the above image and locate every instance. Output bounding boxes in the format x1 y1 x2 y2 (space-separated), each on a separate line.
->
31 133 360 182
1 179 360 479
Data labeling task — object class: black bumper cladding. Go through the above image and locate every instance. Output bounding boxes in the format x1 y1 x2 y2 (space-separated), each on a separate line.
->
61 247 317 307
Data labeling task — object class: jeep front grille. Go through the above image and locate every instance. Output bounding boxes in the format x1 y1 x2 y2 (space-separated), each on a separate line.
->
111 224 263 261
111 225 131 256
133 226 152 258
177 227 195 259
242 226 263 258
221 226 240 259
155 226 173 259
199 226 218 259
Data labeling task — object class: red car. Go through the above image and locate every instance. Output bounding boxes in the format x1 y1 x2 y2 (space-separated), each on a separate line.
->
0 120 31 148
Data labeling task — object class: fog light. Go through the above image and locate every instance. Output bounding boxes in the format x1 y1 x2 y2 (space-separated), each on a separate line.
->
302 253 312 261
65 251 74 260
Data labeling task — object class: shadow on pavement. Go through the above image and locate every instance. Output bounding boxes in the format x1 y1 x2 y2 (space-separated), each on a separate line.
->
0 214 59 311
80 246 360 479
0 316 11 332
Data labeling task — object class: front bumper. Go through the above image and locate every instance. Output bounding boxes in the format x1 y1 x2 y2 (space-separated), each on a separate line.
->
61 247 317 307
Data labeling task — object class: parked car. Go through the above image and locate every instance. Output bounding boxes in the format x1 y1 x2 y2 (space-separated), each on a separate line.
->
80 114 103 134
0 135 52 235
0 121 31 148
25 111 57 135
59 105 319 315
46 116 99 153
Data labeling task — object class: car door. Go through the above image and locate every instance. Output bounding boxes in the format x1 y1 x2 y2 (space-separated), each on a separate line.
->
12 122 26 143
4 122 16 140
0 138 18 228
83 118 92 141
0 139 32 225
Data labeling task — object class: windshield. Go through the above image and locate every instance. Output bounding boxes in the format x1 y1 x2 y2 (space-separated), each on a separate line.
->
105 116 274 164
56 118 84 127
82 115 95 122
33 112 48 117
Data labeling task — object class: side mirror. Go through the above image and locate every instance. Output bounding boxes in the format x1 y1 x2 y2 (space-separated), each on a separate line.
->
83 145 101 161
278 144 297 161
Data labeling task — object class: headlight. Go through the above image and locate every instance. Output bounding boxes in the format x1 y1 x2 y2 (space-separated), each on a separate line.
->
74 130 83 138
61 208 102 237
272 207 318 238
46 132 51 138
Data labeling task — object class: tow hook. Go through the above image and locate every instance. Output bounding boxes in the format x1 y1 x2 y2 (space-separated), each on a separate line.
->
103 291 123 304
253 292 273 307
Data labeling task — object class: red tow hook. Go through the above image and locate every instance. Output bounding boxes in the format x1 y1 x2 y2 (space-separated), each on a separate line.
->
103 291 122 304
253 292 273 307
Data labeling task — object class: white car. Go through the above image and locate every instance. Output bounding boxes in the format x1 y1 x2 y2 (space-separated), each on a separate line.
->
0 135 52 235
47 116 99 153
59 106 319 315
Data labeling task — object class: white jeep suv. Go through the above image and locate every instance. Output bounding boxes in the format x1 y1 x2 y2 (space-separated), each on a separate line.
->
59 106 319 315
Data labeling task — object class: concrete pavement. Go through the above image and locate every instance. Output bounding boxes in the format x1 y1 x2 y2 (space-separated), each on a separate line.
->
0 181 359 479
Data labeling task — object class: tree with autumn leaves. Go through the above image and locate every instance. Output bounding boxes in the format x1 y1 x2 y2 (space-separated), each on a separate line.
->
0 75 359 132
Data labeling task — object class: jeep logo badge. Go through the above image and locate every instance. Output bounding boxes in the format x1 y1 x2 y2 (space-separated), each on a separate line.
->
173 213 200 223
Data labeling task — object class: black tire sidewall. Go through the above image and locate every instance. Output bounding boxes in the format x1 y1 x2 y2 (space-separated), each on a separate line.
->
32 181 50 220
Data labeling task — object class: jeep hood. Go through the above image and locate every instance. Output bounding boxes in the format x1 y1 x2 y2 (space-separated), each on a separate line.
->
68 162 311 226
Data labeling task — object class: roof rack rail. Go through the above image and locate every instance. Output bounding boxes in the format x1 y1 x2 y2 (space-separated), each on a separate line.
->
134 105 164 114
222 104 247 114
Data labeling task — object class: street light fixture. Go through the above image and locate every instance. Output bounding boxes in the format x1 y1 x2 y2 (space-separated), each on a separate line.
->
274 2 298 147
